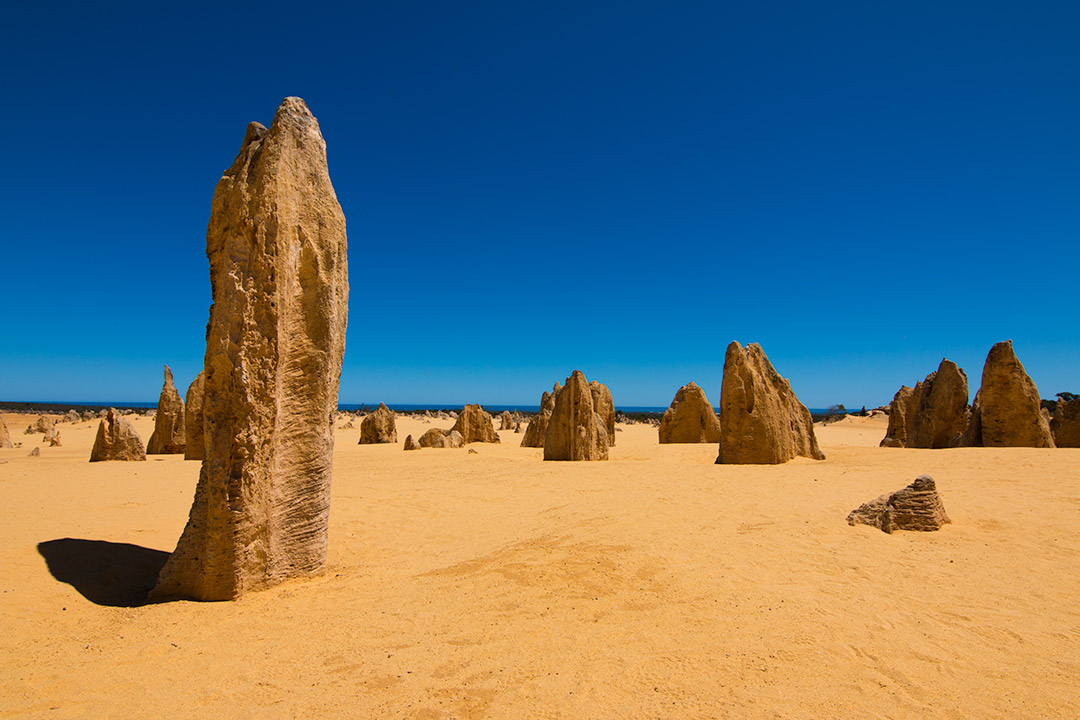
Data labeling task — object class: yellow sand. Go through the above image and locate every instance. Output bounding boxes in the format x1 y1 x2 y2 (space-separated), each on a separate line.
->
1 410 1078 718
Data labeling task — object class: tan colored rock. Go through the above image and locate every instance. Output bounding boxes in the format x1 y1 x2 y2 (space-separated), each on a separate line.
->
500 411 514 431
1050 397 1080 448
658 381 722 443
959 341 1054 448
544 370 609 461
418 428 465 448
359 403 398 444
451 404 500 444
589 380 616 447
65 410 80 424
403 434 422 451
880 359 970 449
152 97 349 602
847 475 951 533
520 382 560 448
184 371 205 461
147 365 187 455
715 342 824 464
49 431 62 447
0 417 11 448
28 447 40 457
89 408 147 462
33 416 54 434
43 427 58 444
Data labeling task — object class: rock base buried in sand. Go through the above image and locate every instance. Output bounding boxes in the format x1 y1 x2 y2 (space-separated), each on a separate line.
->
544 370 609 461
847 475 950 533
147 365 186 455
360 403 398 444
658 381 722 444
1050 396 1080 447
418 428 465 448
89 408 147 462
451 404 500 444
959 340 1054 448
403 434 422 451
521 382 560 448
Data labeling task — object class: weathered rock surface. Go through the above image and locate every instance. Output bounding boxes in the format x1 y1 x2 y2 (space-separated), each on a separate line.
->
658 381 722 443
43 427 58 444
715 342 824 464
28 447 40 457
89 408 147 462
500 411 514 431
451 404 500 444
589 380 616 447
880 359 969 449
48 431 62 447
847 475 951 533
0 417 11 448
403 434 422 451
359 403 398 444
152 97 349 602
959 341 1054 448
418 428 465 448
1050 397 1080 448
33 416 54 434
521 383 560 448
65 410 80 424
544 371 609 461
184 372 205 461
147 365 187 455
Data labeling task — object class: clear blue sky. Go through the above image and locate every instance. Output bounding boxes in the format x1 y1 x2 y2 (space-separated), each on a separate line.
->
2 1 1077 409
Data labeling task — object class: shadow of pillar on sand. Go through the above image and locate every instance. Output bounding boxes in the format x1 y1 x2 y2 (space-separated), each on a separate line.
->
37 538 171 607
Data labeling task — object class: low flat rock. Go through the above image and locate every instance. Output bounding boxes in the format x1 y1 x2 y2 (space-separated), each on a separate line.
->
847 475 950 533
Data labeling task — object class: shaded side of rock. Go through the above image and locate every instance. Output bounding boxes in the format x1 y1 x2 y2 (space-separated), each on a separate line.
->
0 417 11 448
658 381 722 443
418 428 465 448
403 434 422 451
521 382 561 448
89 408 147 462
33 416 54 434
589 380 616 447
959 340 1054 448
847 475 951 533
451 404 500 444
147 365 187 455
359 403 398 444
880 385 918 447
715 342 824 464
152 97 349 602
184 371 205 461
1050 397 1080 447
544 370 609 461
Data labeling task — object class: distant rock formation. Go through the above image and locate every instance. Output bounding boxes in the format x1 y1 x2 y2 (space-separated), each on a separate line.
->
48 431 62 447
65 410 80 424
451 404 500 444
152 97 349 602
1050 396 1080 448
879 359 969 448
0 417 11 448
147 365 187 455
589 380 616 447
184 372 205 461
33 416 54 434
847 475 951 533
28 447 40 457
359 403 398 444
418 428 465 448
43 426 59 444
90 408 147 462
500 411 514 431
544 370 609 461
658 381 722 443
958 341 1054 448
715 342 824 464
521 383 560 448
403 434 422 451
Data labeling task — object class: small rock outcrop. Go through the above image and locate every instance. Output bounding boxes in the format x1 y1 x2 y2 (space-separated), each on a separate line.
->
847 475 951 533
89 408 147 462
451 404 500 444
1050 397 1080 448
0 417 11 448
147 365 187 455
521 383 560 448
403 434 422 451
359 403 398 444
418 428 465 448
33 416 54 434
958 341 1054 448
544 371 609 461
28 447 40 457
879 359 969 448
152 97 349 602
184 372 205 461
500 411 514 430
589 380 616 447
658 381 722 443
48 431 62 447
715 342 824 464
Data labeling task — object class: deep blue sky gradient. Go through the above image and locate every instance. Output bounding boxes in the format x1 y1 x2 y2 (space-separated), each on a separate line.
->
2 1 1077 407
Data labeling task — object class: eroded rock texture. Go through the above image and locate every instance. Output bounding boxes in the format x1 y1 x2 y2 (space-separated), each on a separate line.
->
451 404 500 444
589 380 616 447
418 428 465 448
89 408 147 462
847 475 951 533
658 381 722 443
715 342 824 464
500 411 514 430
521 383 560 448
880 359 969 448
959 341 1054 448
147 365 186 454
403 434 422 451
1050 397 1080 448
544 370 609 461
0 417 11 448
184 372 205 461
359 403 398 444
152 97 348 602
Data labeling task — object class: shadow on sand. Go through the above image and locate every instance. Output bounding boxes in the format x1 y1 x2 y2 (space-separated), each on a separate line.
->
37 538 171 607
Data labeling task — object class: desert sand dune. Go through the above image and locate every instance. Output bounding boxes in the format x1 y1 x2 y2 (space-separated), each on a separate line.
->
1 411 1077 718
